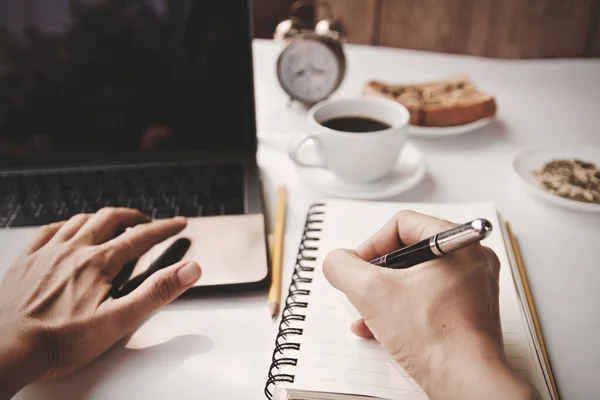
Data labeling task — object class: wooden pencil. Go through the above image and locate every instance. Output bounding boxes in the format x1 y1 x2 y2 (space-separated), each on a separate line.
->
268 187 287 319
505 222 559 399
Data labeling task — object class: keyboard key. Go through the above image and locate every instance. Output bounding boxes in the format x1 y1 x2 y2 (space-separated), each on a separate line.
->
128 199 148 209
178 205 199 217
200 203 220 216
0 205 14 217
153 197 172 209
135 208 156 219
154 208 175 219
38 202 60 216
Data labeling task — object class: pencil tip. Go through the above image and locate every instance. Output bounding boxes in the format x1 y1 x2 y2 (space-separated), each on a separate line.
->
269 302 279 319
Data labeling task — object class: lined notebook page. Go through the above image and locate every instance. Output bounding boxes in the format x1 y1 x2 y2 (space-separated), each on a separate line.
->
276 200 551 400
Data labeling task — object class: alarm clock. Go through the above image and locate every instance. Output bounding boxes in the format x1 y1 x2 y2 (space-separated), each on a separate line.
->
274 0 347 105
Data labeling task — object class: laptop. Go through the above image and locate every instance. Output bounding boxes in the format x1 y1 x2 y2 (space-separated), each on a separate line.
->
0 0 269 292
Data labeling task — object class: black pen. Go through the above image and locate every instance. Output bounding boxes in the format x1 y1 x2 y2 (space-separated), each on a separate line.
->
370 219 493 269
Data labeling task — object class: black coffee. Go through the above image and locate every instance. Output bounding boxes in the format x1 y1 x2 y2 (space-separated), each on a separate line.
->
321 116 391 133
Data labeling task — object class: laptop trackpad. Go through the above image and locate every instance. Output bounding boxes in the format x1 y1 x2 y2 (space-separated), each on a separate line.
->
129 214 268 288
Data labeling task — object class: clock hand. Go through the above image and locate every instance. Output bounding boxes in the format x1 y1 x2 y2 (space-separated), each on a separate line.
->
291 68 307 81
308 65 327 75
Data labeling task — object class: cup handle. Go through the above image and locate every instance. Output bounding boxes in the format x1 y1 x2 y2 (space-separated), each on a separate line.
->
288 134 325 168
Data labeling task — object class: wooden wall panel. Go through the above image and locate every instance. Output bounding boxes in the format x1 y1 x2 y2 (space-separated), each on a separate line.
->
377 0 596 58
591 24 600 56
588 2 600 56
513 0 595 58
316 0 379 45
465 0 521 58
377 0 456 53
252 0 292 39
251 0 600 58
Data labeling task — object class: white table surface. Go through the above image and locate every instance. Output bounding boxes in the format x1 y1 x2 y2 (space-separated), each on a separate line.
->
14 39 600 400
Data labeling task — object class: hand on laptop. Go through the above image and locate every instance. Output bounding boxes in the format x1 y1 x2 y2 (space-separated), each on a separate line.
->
0 209 201 399
323 211 540 400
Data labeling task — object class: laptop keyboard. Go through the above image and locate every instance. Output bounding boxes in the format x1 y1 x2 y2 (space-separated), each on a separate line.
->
0 163 245 228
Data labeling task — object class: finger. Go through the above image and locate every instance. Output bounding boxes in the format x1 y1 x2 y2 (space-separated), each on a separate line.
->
482 246 501 281
106 260 201 330
482 246 503 344
355 216 403 261
323 249 383 303
356 210 456 260
101 217 187 275
21 221 65 255
351 318 374 339
72 207 151 245
50 213 93 242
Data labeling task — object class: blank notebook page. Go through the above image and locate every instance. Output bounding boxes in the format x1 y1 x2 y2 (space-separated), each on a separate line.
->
276 200 551 400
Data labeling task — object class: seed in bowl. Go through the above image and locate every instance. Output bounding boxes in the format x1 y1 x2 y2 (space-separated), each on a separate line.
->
533 159 600 204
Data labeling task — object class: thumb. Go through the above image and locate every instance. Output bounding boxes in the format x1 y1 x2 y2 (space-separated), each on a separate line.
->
323 249 382 305
114 260 201 324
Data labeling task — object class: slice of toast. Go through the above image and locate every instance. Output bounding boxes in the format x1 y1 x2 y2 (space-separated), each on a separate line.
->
362 75 497 127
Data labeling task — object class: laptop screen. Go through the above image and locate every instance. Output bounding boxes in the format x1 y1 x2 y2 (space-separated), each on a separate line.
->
0 0 256 167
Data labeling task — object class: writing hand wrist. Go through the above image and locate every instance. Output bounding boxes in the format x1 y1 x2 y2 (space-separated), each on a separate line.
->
426 332 540 400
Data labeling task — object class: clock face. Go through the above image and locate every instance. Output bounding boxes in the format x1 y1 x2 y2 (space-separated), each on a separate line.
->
277 38 342 104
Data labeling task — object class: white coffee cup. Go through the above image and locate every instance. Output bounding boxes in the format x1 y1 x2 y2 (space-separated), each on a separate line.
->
289 96 411 184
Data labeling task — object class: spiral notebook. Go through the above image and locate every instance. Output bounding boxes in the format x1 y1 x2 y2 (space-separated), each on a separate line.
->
264 199 558 400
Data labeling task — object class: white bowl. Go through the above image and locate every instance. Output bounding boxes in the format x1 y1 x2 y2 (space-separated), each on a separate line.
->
512 144 600 213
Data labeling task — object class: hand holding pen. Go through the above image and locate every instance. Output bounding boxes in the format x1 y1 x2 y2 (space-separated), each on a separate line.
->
322 211 536 400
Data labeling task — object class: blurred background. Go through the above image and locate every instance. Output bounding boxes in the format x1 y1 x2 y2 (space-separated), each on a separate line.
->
253 0 600 59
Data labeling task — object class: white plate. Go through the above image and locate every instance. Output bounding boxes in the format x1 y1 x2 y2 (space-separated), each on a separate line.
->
512 144 600 213
297 142 426 200
408 117 494 138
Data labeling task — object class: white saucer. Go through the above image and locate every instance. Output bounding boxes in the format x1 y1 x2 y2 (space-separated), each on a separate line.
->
512 144 600 213
297 142 426 200
408 117 494 138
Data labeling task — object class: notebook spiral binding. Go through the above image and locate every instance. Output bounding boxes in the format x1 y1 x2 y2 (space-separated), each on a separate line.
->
264 203 326 400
